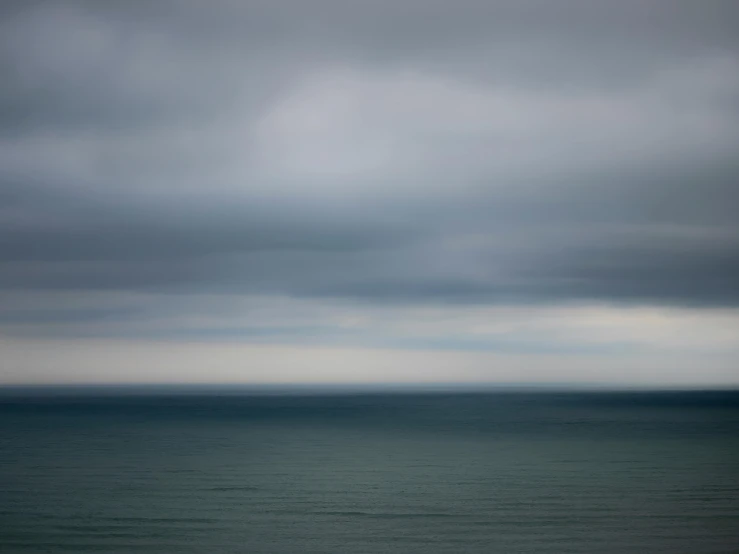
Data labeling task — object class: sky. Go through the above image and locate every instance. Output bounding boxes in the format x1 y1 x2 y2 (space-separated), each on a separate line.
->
1 0 738 386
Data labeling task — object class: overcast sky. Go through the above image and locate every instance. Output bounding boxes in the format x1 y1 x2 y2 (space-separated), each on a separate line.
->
1 0 737 386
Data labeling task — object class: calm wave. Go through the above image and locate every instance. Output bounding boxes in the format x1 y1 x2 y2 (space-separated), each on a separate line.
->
1 390 738 553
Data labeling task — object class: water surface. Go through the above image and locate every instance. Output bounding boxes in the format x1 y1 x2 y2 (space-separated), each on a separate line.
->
1 390 738 553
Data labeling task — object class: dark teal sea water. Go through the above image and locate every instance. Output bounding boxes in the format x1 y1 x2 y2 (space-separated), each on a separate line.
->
1 390 738 553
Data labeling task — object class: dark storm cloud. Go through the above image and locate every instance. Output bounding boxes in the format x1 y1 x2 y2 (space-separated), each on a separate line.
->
1 0 739 336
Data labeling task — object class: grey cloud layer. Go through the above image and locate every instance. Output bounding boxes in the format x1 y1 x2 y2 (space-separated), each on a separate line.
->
2 0 739 336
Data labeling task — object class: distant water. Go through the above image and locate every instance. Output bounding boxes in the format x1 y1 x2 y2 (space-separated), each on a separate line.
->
1 390 738 553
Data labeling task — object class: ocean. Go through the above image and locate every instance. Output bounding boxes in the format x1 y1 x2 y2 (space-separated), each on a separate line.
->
1 389 738 553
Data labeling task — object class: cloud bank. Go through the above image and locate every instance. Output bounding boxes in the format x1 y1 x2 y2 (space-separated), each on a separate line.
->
1 1 738 384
